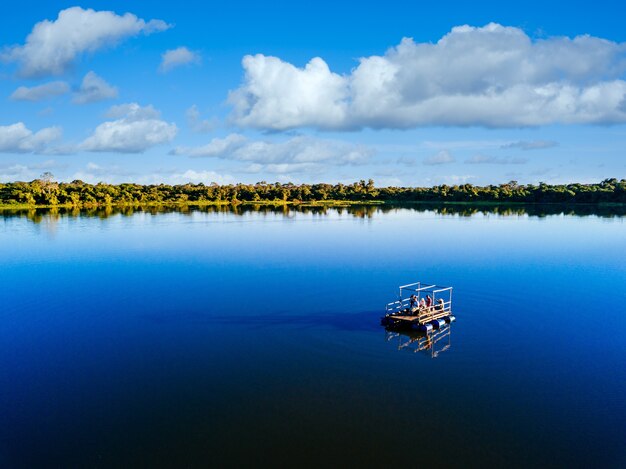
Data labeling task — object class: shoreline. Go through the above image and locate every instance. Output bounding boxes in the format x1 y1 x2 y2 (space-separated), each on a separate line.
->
2 199 625 210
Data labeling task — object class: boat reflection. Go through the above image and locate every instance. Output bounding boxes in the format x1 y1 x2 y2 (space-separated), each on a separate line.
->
385 323 452 358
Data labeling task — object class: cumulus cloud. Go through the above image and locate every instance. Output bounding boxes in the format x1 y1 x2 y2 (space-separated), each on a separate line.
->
395 156 420 166
174 133 247 158
241 162 323 175
10 81 70 101
80 103 177 153
229 55 348 130
229 23 626 130
73 71 118 104
2 7 170 77
186 105 216 132
0 160 62 182
172 134 374 169
423 150 455 165
164 170 235 185
465 154 528 164
437 175 476 185
0 123 62 153
70 162 135 182
159 47 200 73
501 140 558 150
71 163 235 185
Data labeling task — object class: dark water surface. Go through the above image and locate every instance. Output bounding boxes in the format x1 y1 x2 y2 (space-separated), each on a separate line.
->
1 206 624 468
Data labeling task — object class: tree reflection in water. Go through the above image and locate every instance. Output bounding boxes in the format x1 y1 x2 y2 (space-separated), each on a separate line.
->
2 202 625 224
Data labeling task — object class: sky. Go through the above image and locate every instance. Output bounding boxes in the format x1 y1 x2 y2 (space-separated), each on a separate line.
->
1 0 625 186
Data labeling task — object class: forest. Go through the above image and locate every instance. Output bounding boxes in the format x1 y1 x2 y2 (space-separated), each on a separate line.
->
0 174 624 207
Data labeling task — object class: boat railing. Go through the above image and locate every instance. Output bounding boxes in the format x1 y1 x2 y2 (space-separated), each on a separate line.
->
385 298 453 319
385 298 412 313
417 300 453 323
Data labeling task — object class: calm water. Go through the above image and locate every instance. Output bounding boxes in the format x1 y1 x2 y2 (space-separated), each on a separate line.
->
1 205 625 468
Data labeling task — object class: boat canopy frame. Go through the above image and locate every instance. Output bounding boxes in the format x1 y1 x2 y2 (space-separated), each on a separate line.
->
385 281 453 315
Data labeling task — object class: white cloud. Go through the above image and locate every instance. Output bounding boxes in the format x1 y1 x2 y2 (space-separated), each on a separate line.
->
186 105 216 132
421 139 504 150
71 163 235 185
163 170 235 185
465 154 529 164
0 122 62 153
423 150 455 165
80 103 177 153
104 102 160 119
159 47 200 73
174 133 247 158
375 176 404 187
229 55 348 130
241 162 323 175
172 134 374 168
10 81 70 101
0 160 62 182
2 7 170 78
426 174 477 185
395 156 420 166
501 140 558 150
70 162 135 182
73 71 118 104
229 23 626 130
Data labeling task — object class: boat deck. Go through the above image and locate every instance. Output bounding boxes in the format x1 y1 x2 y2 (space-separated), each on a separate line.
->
382 308 454 331
392 309 451 323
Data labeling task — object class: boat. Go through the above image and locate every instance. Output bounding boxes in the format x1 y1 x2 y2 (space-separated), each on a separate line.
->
380 281 455 332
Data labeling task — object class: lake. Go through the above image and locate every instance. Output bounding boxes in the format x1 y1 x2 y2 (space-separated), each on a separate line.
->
1 205 624 468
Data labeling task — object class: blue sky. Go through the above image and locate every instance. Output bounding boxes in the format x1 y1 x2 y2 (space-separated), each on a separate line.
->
1 1 625 186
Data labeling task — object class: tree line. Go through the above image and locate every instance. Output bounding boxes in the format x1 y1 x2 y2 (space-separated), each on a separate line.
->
1 174 624 207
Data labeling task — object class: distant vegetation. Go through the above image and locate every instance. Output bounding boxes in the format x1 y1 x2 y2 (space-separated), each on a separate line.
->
0 174 624 208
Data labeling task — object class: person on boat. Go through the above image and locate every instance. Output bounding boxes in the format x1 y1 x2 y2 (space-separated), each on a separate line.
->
425 295 432 308
419 298 426 309
409 295 418 309
436 298 445 310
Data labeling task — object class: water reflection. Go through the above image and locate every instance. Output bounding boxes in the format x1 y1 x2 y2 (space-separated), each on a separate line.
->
1 202 624 224
385 324 452 358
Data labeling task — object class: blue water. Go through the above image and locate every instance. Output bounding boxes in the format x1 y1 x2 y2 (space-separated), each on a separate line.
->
1 206 625 467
